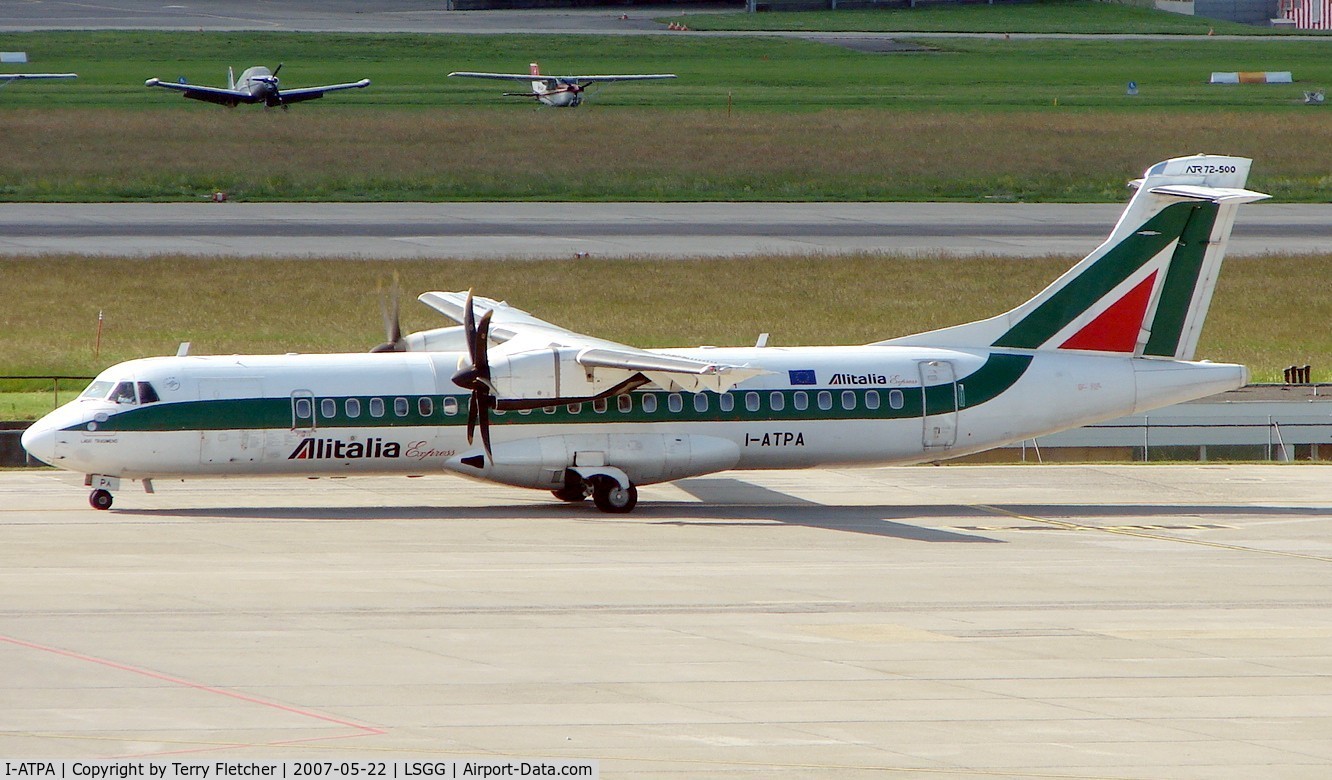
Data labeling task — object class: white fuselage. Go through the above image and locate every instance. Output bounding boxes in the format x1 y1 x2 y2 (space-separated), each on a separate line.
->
22 346 1245 492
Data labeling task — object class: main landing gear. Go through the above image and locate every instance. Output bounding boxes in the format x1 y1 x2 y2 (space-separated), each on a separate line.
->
591 478 637 514
552 471 638 514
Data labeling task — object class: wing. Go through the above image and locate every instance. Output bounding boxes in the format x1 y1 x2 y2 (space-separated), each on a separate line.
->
418 291 767 394
564 74 676 84
1 73 77 80
276 79 372 101
145 78 256 104
447 72 542 81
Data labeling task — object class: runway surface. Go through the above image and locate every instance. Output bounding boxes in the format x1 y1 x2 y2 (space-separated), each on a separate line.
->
3 202 1329 258
4 464 1332 777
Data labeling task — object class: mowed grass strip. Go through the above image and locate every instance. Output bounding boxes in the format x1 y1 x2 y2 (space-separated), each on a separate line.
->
4 109 1332 201
2 254 1327 392
676 0 1289 34
4 32 1330 111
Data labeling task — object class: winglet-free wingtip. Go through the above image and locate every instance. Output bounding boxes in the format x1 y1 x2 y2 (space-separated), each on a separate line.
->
145 78 160 87
358 79 371 88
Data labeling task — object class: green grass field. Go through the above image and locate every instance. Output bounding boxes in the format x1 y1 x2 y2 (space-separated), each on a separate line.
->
3 32 1330 201
2 253 1327 420
676 0 1310 34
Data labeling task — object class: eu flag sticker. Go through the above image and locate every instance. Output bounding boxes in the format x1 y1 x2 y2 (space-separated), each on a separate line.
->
788 369 817 385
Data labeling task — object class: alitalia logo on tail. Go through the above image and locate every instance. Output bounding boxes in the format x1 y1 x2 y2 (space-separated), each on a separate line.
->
289 437 401 460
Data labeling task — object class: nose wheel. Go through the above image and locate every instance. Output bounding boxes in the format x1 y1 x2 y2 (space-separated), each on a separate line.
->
89 489 113 510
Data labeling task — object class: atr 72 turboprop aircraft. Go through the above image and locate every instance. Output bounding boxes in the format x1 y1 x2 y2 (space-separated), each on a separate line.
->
145 64 370 107
448 62 675 107
24 155 1266 513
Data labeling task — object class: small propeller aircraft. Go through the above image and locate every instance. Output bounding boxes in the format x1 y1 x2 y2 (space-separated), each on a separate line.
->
1 72 77 89
447 62 675 107
24 155 1266 514
145 64 370 108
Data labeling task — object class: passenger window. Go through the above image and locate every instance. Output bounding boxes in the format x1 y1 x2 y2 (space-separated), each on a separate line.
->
110 381 136 404
793 391 808 411
958 384 966 408
418 397 433 417
618 395 633 413
518 407 531 415
745 392 760 412
668 393 683 413
294 398 312 419
345 398 362 418
593 399 607 413
719 393 734 412
865 390 880 410
817 391 832 411
137 382 160 404
642 394 658 413
394 397 409 417
769 392 785 411
321 398 337 419
369 398 385 417
841 390 857 410
889 389 905 410
443 397 459 416
568 403 583 414
694 394 709 413
544 405 557 414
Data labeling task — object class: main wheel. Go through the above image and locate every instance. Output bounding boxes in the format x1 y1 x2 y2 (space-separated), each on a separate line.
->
551 486 587 503
89 489 113 511
591 478 637 514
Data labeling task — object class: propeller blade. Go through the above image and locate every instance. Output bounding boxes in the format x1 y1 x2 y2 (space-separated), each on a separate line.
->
369 275 405 353
477 392 492 458
475 309 492 381
463 289 477 366
466 393 478 444
272 63 283 78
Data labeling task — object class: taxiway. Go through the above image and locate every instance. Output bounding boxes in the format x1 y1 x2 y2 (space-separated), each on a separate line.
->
3 202 1329 258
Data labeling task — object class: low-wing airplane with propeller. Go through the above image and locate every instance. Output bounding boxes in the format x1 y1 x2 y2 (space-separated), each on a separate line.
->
448 62 675 107
145 64 370 108
24 155 1266 513
1 72 77 89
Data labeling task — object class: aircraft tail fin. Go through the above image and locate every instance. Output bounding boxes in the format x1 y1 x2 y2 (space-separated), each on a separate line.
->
877 155 1268 359
529 62 545 94
228 66 235 90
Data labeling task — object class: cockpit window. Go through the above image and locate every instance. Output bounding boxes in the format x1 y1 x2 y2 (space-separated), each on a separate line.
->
110 381 137 404
137 382 160 404
80 380 114 400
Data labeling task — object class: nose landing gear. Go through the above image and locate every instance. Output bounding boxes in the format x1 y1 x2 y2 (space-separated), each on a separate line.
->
89 489 113 510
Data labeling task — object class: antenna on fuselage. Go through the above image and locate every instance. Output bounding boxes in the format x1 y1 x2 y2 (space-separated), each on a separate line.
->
176 342 191 357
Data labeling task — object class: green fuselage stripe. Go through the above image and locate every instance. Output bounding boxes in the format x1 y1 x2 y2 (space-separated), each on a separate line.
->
1142 202 1220 358
72 354 1033 434
993 202 1197 350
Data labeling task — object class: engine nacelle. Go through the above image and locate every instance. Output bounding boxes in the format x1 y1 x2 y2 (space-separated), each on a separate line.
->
403 326 468 353
443 433 741 490
488 347 626 402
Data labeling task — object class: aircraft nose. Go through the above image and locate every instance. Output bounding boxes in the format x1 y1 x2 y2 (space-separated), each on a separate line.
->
20 420 56 466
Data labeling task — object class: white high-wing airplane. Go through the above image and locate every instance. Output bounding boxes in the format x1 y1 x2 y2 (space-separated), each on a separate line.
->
24 155 1266 514
1 73 77 88
145 64 370 108
447 62 675 107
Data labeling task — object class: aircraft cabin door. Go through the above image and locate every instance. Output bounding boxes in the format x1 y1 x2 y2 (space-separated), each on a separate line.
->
291 390 316 431
919 360 958 449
